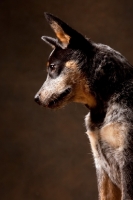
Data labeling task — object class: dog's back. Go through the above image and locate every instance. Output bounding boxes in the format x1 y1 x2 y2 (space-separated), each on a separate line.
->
35 13 133 199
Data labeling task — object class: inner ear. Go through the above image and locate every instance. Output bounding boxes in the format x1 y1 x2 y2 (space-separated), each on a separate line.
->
49 21 70 48
45 13 71 48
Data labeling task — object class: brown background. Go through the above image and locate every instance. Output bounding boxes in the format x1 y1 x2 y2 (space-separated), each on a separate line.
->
1 0 133 199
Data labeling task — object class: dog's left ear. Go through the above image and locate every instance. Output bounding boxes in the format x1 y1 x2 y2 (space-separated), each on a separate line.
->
44 12 84 49
41 36 57 48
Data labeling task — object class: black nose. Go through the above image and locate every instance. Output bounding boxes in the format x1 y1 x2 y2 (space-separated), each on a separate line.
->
34 94 41 105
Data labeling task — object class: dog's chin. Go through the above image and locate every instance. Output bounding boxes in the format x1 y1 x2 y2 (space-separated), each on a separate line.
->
44 87 72 109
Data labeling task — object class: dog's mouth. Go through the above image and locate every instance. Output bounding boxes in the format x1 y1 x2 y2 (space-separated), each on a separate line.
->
47 87 72 108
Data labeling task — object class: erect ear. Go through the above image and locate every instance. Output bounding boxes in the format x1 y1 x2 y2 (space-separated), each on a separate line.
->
41 36 58 48
44 12 83 49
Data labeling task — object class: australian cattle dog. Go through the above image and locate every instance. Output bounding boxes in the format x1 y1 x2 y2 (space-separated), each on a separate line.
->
35 13 133 200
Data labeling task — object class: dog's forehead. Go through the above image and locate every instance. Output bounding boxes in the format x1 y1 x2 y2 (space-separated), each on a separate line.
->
48 47 76 63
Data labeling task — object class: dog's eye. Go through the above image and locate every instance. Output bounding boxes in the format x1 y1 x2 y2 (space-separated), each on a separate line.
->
49 64 55 71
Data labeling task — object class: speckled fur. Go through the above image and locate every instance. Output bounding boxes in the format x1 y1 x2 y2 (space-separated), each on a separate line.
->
35 13 133 200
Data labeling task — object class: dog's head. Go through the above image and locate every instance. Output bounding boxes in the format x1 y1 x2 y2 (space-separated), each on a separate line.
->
35 13 96 109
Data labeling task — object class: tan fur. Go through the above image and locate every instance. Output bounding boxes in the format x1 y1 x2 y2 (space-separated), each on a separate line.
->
56 32 70 46
86 130 98 157
51 21 70 47
74 77 96 108
65 60 78 69
100 123 124 148
65 60 97 108
99 172 121 200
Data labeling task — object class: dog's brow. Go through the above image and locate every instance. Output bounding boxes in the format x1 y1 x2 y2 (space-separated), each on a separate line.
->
65 60 77 68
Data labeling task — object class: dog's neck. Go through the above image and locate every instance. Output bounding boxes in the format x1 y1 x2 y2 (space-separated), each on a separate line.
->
85 100 107 130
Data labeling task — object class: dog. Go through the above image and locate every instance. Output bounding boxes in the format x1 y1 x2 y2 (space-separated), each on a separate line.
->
34 13 133 200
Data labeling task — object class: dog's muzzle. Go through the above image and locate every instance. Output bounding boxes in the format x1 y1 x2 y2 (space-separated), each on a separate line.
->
34 87 72 108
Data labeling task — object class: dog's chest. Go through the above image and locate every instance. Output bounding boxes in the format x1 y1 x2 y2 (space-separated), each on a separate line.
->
87 130 121 187
85 112 125 188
